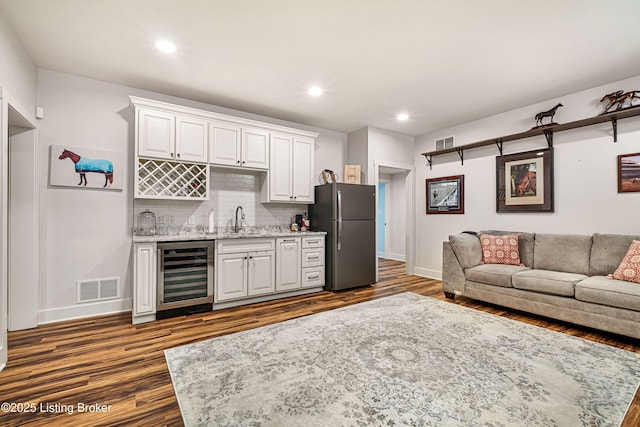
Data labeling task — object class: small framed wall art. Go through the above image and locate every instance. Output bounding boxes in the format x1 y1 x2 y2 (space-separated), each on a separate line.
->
426 174 464 214
496 148 553 212
618 152 640 193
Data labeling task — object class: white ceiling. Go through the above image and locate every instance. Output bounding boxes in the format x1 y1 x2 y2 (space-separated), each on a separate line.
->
2 0 640 136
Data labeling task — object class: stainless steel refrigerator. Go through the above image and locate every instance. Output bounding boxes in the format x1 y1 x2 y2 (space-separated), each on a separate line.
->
309 183 376 291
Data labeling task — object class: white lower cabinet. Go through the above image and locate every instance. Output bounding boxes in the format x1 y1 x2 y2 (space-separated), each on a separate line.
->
276 237 301 291
133 242 157 322
216 239 275 302
215 235 324 304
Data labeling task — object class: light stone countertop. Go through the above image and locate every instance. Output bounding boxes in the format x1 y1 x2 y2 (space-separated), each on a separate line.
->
132 230 326 243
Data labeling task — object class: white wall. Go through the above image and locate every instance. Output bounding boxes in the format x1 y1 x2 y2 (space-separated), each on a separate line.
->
37 68 347 322
389 172 407 261
414 74 640 279
0 11 36 113
368 127 414 185
347 128 368 182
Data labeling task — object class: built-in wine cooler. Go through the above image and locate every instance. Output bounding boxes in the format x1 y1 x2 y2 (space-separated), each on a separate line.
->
157 241 214 315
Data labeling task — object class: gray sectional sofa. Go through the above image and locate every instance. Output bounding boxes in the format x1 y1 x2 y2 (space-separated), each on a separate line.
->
442 231 640 339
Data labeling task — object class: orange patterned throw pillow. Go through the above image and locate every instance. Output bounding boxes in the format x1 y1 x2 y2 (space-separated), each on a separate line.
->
478 233 524 266
608 240 640 284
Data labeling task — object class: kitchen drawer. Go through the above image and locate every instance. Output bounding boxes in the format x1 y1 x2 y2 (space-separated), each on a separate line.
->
217 238 275 254
302 266 324 288
302 236 324 249
302 247 324 267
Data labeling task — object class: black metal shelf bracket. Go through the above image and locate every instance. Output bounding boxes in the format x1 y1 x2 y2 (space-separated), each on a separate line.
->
425 154 432 170
457 148 464 165
611 118 618 142
543 130 553 147
495 139 503 156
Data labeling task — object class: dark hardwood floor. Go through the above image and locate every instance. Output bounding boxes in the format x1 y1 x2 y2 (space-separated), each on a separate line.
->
1 259 638 426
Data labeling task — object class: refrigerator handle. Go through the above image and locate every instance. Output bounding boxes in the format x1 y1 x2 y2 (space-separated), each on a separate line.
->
337 190 342 251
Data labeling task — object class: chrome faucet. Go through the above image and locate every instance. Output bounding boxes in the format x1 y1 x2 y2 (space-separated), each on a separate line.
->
234 205 245 233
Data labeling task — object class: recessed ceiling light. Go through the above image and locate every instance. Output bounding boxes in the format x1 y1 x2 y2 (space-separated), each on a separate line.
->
156 40 176 54
397 113 409 121
308 86 323 96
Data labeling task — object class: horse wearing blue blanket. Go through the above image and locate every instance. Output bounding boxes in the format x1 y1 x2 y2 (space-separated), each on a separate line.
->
59 149 114 187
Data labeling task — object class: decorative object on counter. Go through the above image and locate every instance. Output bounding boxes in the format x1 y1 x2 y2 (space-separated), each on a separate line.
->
425 175 464 214
533 103 563 128
50 144 124 190
290 223 299 232
600 90 640 114
343 164 361 184
618 152 640 193
319 169 339 184
301 212 310 231
137 209 157 236
156 216 166 235
167 216 179 235
497 148 554 212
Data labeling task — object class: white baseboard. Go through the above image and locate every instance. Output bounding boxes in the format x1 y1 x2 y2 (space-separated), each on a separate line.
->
38 298 132 325
389 252 406 262
414 267 442 280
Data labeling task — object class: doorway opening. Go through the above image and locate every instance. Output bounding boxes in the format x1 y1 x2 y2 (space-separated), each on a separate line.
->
373 160 414 281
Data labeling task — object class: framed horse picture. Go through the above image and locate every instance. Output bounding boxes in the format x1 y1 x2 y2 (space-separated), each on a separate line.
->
49 144 124 190
496 148 553 212
426 175 464 214
618 152 640 193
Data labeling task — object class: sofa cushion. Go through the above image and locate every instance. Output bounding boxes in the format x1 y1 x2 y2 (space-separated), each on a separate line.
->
576 276 640 312
465 264 530 288
449 233 482 269
533 234 592 275
608 240 640 284
590 233 640 276
512 269 588 297
480 230 535 267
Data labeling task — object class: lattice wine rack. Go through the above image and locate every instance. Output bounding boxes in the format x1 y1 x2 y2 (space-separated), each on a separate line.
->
136 158 208 199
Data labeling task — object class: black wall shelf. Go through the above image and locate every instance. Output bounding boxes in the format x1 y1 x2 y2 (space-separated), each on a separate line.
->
421 107 640 169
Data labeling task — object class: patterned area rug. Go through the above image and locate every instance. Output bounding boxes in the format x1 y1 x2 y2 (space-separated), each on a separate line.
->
165 292 640 426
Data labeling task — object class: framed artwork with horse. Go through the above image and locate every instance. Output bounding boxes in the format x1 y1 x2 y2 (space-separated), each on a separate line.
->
496 148 554 213
618 152 640 193
50 144 124 190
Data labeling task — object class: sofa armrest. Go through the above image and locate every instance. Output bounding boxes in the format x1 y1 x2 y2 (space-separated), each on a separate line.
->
442 241 466 296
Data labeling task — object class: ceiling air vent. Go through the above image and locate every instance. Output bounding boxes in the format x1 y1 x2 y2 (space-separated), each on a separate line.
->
435 136 454 151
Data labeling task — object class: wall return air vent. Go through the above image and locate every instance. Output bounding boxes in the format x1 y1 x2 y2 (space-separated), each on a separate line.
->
435 136 454 151
77 277 120 303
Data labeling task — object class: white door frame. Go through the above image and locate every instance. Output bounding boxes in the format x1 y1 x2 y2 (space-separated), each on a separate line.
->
377 178 391 259
373 160 415 280
0 87 38 371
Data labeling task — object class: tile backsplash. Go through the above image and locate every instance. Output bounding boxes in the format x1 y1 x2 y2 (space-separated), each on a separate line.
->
133 169 307 234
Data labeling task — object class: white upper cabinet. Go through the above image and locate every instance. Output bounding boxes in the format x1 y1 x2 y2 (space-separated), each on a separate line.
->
209 124 269 170
269 134 294 201
137 108 207 163
138 109 175 159
209 121 242 166
292 136 314 202
264 134 314 203
241 128 270 169
176 116 208 162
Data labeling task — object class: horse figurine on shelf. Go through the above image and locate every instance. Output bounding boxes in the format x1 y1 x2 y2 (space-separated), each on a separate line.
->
534 103 563 127
600 90 640 114
58 148 114 187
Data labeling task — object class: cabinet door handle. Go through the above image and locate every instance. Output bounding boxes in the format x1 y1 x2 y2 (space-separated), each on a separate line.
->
283 239 296 242
177 153 181 158
170 152 174 157
308 256 319 259
237 160 241 164
309 275 319 279
242 161 246 164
